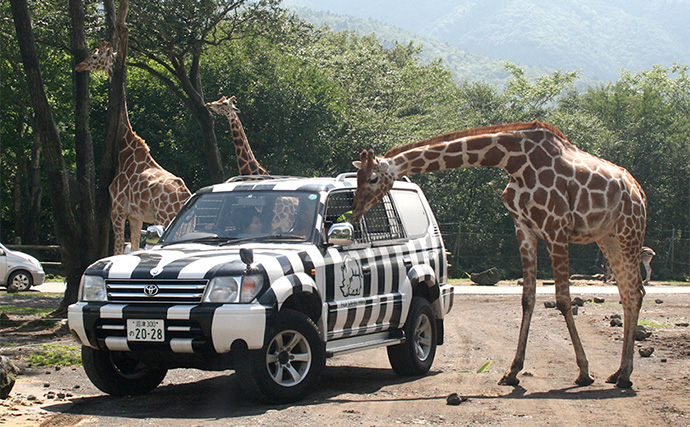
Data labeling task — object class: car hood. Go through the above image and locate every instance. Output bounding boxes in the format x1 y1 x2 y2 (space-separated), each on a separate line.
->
7 250 41 268
85 242 319 281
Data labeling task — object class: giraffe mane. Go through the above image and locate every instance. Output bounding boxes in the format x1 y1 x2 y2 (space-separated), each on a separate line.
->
384 120 569 158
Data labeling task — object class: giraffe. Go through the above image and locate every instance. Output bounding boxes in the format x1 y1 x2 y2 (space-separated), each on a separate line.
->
76 43 192 254
205 96 269 176
352 121 648 389
206 95 300 232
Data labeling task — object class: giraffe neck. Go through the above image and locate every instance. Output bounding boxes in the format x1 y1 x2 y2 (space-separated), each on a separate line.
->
389 128 563 179
117 98 156 168
227 113 268 175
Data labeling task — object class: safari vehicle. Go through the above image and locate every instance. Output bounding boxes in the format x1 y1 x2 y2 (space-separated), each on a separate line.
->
68 174 454 403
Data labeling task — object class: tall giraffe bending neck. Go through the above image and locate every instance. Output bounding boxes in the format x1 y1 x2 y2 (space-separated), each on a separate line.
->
353 121 647 389
206 96 268 176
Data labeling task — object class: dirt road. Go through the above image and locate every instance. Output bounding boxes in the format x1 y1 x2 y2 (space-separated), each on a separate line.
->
2 285 689 426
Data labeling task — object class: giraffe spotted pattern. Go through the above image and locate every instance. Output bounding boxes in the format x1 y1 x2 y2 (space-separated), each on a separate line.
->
352 120 647 389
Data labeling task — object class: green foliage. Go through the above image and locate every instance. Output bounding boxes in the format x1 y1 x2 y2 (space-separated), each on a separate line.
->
2 1 688 280
27 344 81 367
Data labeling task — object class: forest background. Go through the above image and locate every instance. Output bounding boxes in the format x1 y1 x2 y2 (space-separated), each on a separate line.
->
2 0 689 311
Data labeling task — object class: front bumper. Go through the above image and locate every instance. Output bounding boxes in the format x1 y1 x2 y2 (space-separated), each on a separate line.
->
68 302 270 354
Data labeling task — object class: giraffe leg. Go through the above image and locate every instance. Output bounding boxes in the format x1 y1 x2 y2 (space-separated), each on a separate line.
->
499 228 538 386
599 238 644 388
642 261 652 284
129 218 143 252
111 212 126 255
549 238 594 386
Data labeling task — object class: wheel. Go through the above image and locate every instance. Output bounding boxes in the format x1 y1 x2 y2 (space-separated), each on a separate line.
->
235 309 325 403
7 270 32 292
81 347 167 396
387 296 437 376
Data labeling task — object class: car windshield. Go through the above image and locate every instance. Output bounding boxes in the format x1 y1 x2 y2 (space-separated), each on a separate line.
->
161 190 320 245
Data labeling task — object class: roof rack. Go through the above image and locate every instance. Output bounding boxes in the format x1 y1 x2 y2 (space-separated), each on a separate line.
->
225 175 300 183
335 172 357 181
335 172 412 183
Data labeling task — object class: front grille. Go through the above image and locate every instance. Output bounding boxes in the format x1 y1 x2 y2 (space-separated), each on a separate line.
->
106 279 208 303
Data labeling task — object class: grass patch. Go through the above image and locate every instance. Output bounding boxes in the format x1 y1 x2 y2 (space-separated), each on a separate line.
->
0 305 54 316
27 343 81 367
45 274 65 282
639 319 670 329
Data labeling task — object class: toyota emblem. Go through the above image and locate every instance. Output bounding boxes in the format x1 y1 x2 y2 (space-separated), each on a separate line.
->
143 284 159 297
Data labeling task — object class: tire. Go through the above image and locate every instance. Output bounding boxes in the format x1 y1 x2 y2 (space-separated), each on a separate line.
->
81 347 167 396
7 270 32 292
236 309 325 403
387 296 437 376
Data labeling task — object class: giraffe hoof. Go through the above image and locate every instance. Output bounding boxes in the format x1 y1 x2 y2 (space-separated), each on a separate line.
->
575 375 594 386
605 372 619 384
498 375 520 386
615 378 633 389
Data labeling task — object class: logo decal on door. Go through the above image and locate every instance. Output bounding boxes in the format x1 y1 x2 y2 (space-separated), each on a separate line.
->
340 255 363 297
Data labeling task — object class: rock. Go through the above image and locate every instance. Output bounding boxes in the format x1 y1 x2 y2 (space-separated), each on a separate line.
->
446 393 467 406
572 305 579 315
470 267 501 285
635 325 652 341
446 393 461 405
544 301 557 309
0 356 20 399
611 314 622 319
639 347 655 357
572 297 586 307
610 318 623 327
594 297 605 304
675 322 689 327
655 299 664 304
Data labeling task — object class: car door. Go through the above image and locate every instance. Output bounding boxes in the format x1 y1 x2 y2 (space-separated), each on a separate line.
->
322 191 407 340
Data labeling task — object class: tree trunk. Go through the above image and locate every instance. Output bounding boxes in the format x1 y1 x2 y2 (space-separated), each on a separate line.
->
10 0 82 312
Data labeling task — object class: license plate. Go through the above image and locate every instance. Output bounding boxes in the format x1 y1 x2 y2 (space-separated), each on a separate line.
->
127 319 164 342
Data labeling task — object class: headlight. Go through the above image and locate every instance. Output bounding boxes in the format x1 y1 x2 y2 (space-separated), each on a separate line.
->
203 274 265 303
240 274 264 302
80 275 107 302
204 277 239 303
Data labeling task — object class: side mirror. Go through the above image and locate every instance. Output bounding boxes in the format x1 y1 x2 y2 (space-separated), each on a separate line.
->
145 225 165 248
240 247 254 266
327 223 355 246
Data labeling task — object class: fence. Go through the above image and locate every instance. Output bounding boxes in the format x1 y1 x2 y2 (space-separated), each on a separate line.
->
439 222 690 282
5 225 690 282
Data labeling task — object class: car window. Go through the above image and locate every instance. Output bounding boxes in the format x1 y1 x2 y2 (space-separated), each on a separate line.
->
325 191 405 244
164 191 319 243
390 190 430 238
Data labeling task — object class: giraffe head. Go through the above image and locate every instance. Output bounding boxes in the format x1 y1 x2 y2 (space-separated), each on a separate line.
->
351 149 396 221
75 42 116 77
206 95 239 118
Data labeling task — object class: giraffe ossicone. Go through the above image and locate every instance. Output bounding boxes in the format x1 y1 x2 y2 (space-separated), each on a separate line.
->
352 120 648 389
76 43 192 255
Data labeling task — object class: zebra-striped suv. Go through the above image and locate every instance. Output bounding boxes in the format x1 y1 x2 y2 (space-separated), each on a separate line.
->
68 174 454 402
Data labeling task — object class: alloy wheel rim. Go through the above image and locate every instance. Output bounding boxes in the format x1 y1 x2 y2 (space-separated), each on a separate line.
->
266 329 312 387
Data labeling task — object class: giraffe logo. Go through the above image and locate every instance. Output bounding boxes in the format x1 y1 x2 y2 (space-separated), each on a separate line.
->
340 256 363 297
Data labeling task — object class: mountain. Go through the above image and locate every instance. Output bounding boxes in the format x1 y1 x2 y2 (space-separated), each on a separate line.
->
290 8 554 87
284 0 690 82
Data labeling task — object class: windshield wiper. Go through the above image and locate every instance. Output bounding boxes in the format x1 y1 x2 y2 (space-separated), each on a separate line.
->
218 234 305 246
161 234 237 247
